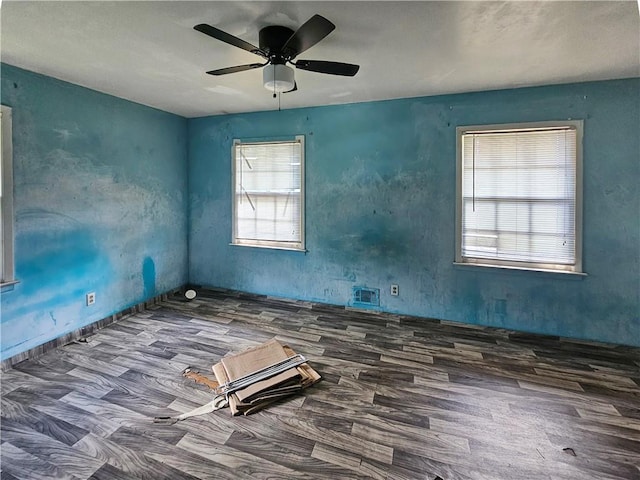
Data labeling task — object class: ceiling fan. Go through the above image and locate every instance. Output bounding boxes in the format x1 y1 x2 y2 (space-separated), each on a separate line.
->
194 14 359 94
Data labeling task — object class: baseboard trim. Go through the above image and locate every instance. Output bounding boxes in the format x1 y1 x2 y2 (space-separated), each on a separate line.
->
1 288 181 371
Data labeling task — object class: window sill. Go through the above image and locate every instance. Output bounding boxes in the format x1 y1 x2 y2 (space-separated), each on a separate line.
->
230 242 307 253
453 262 587 279
1 280 20 293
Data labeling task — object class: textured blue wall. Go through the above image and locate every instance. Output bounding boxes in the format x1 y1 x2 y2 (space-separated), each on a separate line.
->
1 64 188 360
189 79 639 346
1 66 636 356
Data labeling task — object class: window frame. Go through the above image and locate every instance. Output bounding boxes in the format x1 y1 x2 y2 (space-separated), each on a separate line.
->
1 105 16 286
455 120 584 274
231 135 306 252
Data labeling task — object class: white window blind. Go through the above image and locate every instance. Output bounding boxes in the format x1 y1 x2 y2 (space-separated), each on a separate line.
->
232 137 304 250
457 122 582 272
1 105 15 284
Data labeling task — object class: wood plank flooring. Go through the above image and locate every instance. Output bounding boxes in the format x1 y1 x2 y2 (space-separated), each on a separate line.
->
2 289 639 479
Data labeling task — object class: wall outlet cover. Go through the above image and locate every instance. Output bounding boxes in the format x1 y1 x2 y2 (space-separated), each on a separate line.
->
86 292 96 306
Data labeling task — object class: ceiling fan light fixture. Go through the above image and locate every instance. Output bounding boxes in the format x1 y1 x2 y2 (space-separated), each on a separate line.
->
263 64 295 93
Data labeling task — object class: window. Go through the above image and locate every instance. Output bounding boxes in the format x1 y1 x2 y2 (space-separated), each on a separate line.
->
456 121 583 273
232 136 305 250
1 105 15 285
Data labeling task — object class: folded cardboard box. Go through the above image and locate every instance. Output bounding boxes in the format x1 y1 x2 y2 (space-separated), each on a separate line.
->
212 339 321 416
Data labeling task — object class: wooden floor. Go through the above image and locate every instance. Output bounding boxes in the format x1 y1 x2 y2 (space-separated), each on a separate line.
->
1 289 639 480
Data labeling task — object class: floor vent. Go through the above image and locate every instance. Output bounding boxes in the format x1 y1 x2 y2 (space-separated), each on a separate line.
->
353 286 380 307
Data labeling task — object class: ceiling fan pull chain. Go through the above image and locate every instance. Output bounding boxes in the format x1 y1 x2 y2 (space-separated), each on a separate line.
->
272 64 278 100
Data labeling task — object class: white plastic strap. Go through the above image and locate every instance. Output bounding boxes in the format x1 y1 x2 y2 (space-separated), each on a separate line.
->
218 354 307 399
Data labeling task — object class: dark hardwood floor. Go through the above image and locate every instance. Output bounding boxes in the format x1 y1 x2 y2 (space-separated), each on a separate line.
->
1 289 639 479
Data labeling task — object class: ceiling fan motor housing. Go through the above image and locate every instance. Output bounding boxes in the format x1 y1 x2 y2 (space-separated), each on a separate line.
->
259 25 296 60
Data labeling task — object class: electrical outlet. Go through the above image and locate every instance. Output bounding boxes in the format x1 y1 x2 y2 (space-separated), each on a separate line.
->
391 284 399 296
86 292 96 306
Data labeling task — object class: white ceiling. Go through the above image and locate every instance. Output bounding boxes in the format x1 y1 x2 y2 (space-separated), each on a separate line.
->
1 1 639 118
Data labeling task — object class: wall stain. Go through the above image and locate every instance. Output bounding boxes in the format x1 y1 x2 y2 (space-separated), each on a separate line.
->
342 267 357 282
143 257 156 299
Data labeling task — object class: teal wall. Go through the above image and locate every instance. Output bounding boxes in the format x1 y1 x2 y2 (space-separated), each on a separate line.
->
0 64 188 360
2 63 637 358
189 78 639 346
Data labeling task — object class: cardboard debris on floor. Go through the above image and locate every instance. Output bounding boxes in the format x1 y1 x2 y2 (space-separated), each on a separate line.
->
213 339 321 416
155 339 320 424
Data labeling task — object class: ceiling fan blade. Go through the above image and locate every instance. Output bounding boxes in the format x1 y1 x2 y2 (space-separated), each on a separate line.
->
194 24 265 57
295 60 360 76
282 15 335 58
206 63 266 76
